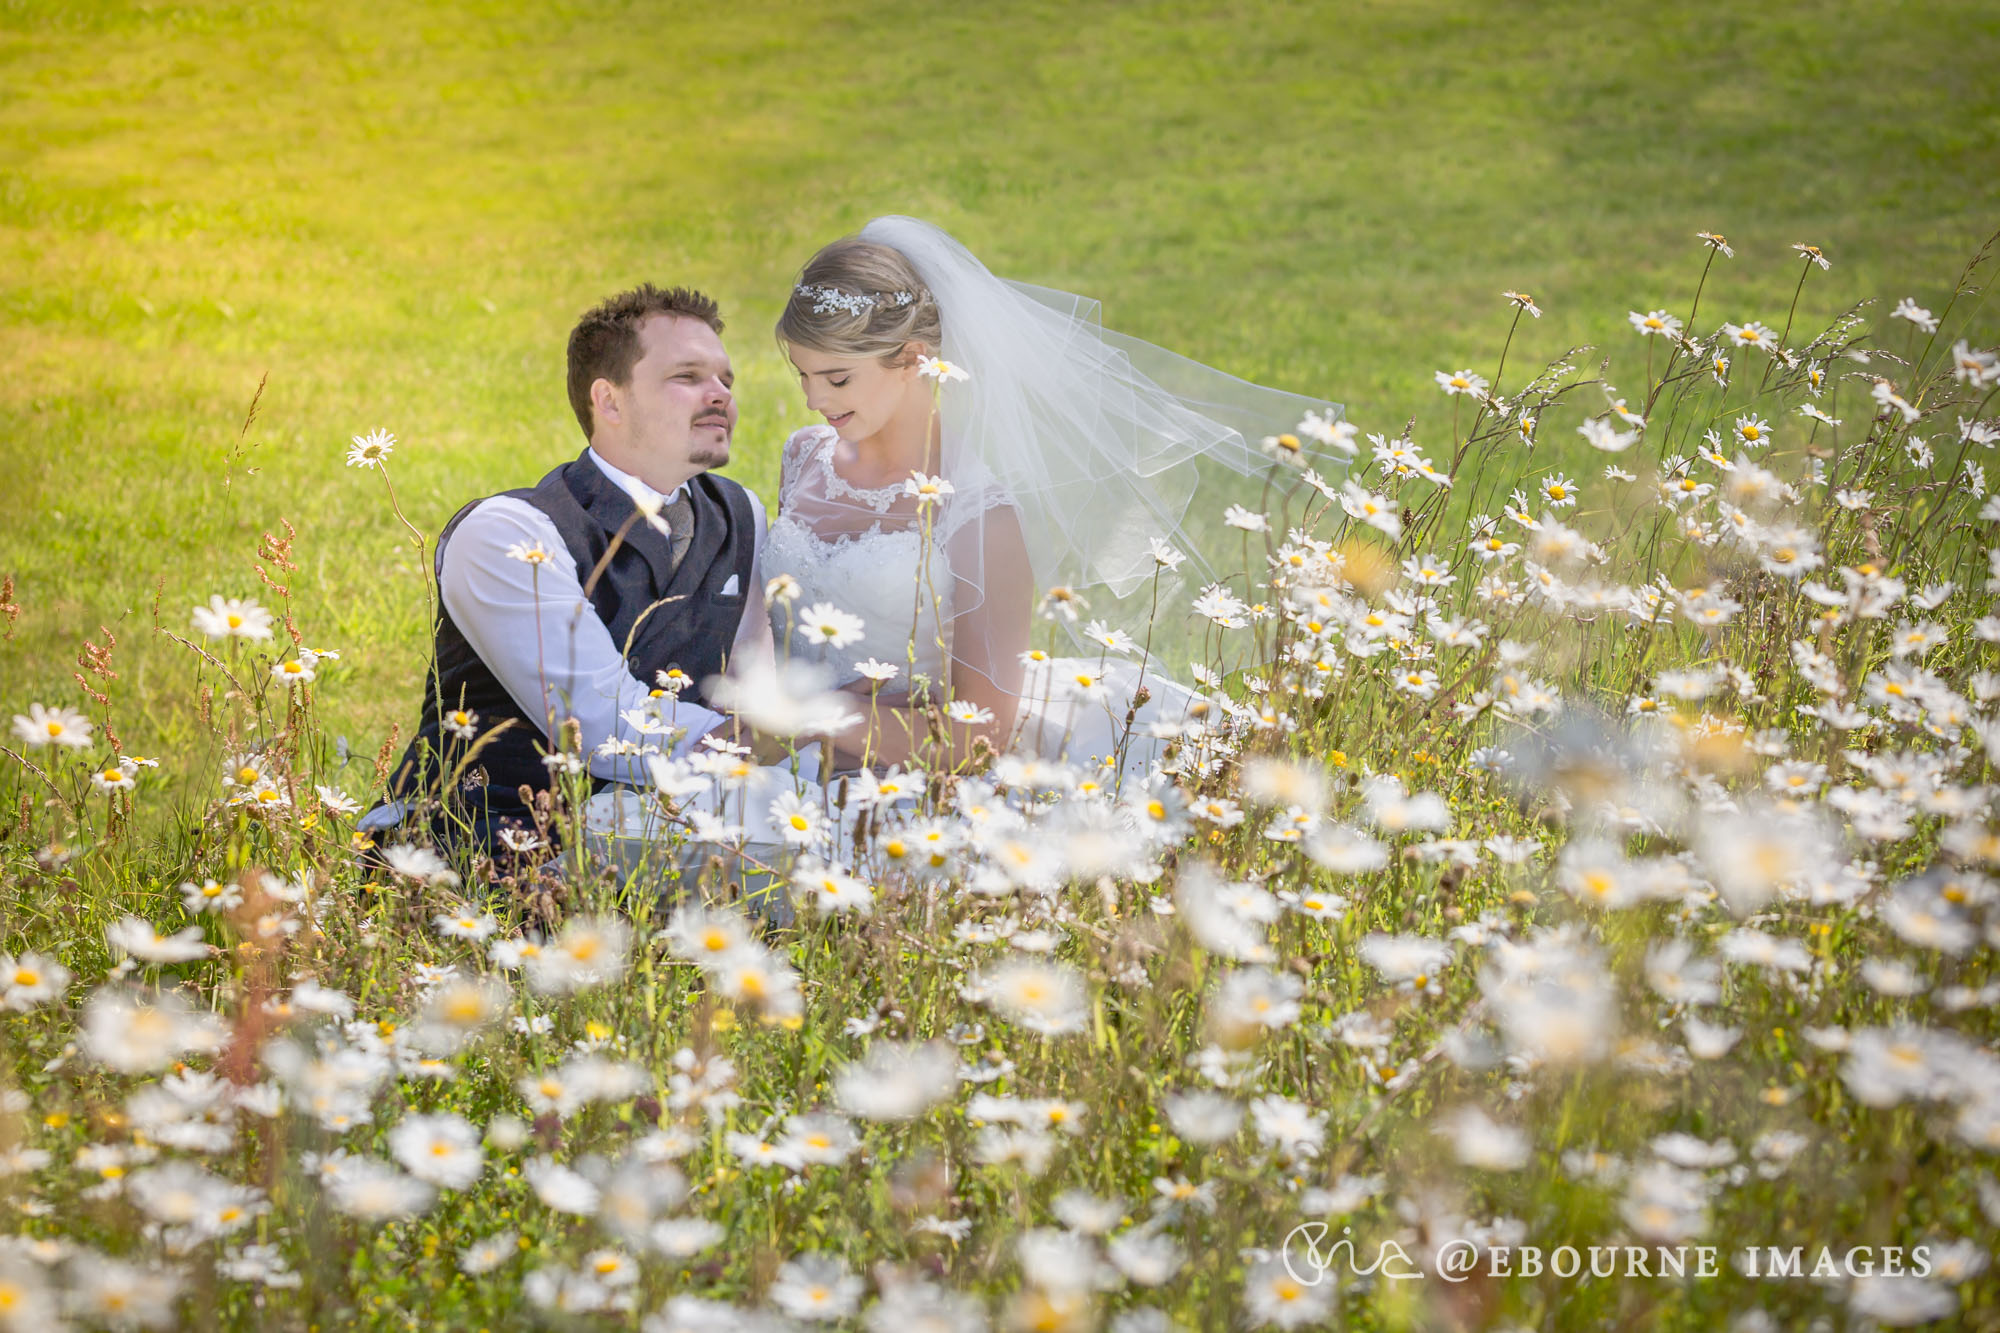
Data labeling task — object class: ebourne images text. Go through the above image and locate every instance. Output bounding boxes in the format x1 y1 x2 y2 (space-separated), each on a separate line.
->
1283 1224 1935 1285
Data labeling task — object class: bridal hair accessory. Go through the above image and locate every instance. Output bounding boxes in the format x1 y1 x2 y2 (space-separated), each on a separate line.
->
794 283 917 317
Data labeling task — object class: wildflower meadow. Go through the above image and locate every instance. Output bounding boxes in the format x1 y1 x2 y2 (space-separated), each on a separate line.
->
9 4 2000 1331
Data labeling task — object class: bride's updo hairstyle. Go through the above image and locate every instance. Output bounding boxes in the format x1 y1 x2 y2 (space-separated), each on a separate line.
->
776 236 942 367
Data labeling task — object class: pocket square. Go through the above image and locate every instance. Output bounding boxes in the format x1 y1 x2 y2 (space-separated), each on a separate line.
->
719 573 740 596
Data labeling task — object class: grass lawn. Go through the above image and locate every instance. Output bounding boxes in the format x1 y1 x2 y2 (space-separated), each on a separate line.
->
4 0 1997 759
6 8 2000 1328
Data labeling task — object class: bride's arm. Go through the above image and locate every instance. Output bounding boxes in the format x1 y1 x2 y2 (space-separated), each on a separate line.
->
823 505 1033 771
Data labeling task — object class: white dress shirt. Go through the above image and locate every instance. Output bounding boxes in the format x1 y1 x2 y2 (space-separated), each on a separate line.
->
436 449 775 785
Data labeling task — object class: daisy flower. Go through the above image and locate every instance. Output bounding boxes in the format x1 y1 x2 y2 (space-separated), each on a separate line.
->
505 541 555 564
434 908 499 942
1891 297 1938 332
1038 585 1088 622
388 1112 483 1189
90 758 140 793
11 703 95 749
1296 410 1358 455
1539 474 1579 508
768 791 826 846
1258 432 1307 467
947 699 996 726
1 952 72 1011
770 1254 865 1322
317 785 362 816
346 429 396 468
1401 554 1455 587
1434 368 1490 398
1339 479 1401 538
1223 504 1269 532
1395 667 1441 698
796 602 865 650
1577 418 1637 454
903 472 954 504
191 595 274 641
271 657 316 688
1873 379 1922 424
181 878 242 915
1732 414 1773 446
1949 339 1998 387
1081 620 1136 655
1722 320 1778 352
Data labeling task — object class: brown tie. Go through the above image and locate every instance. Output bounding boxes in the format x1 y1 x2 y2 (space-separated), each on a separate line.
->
661 491 695 575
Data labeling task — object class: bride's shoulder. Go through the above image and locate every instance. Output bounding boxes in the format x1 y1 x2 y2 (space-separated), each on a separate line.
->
779 424 838 483
949 455 1019 511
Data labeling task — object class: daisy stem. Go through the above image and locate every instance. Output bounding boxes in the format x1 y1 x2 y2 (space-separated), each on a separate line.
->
1648 248 1718 419
375 464 435 626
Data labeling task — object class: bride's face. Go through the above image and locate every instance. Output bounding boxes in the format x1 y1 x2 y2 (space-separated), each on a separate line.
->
788 345 923 444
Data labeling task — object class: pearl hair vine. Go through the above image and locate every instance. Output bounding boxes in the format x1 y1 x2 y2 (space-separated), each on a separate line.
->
793 283 918 318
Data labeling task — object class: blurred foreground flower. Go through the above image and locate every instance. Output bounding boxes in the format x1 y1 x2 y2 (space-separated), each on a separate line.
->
706 660 862 739
834 1040 958 1121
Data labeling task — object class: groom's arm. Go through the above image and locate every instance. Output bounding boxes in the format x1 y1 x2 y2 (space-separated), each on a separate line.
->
439 498 732 784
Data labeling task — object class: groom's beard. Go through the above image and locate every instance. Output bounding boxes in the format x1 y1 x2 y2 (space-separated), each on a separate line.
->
687 418 731 467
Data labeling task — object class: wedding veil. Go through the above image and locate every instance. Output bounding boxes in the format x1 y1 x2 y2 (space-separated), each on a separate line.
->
855 215 1348 686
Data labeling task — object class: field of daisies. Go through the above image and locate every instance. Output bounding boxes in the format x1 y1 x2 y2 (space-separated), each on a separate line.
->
6 233 2000 1331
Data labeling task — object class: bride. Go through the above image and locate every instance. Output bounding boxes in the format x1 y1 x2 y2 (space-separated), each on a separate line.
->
764 214 1343 784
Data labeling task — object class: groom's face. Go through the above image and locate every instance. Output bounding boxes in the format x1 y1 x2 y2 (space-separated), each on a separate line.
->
608 313 737 472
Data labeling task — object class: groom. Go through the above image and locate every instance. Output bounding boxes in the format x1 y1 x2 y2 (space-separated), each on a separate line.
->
367 283 775 857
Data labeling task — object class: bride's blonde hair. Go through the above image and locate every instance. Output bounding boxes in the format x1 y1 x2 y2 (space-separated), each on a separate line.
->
776 236 942 366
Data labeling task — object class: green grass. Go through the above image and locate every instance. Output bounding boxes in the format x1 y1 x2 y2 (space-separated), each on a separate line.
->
4 0 1997 754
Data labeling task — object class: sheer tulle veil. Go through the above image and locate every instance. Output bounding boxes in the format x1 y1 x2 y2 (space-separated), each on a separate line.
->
854 215 1347 682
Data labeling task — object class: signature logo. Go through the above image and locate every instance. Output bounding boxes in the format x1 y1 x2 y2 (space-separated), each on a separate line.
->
1282 1223 1427 1285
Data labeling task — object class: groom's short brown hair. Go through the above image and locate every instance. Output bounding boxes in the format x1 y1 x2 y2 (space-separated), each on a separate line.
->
566 284 725 439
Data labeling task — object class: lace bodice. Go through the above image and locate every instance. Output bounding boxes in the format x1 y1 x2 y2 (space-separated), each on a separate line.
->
758 424 1204 779
767 426 956 688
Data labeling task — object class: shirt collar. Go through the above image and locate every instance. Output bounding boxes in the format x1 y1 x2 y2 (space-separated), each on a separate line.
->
586 448 690 508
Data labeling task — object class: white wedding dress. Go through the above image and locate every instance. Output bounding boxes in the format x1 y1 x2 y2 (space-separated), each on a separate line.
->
767 425 1210 780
